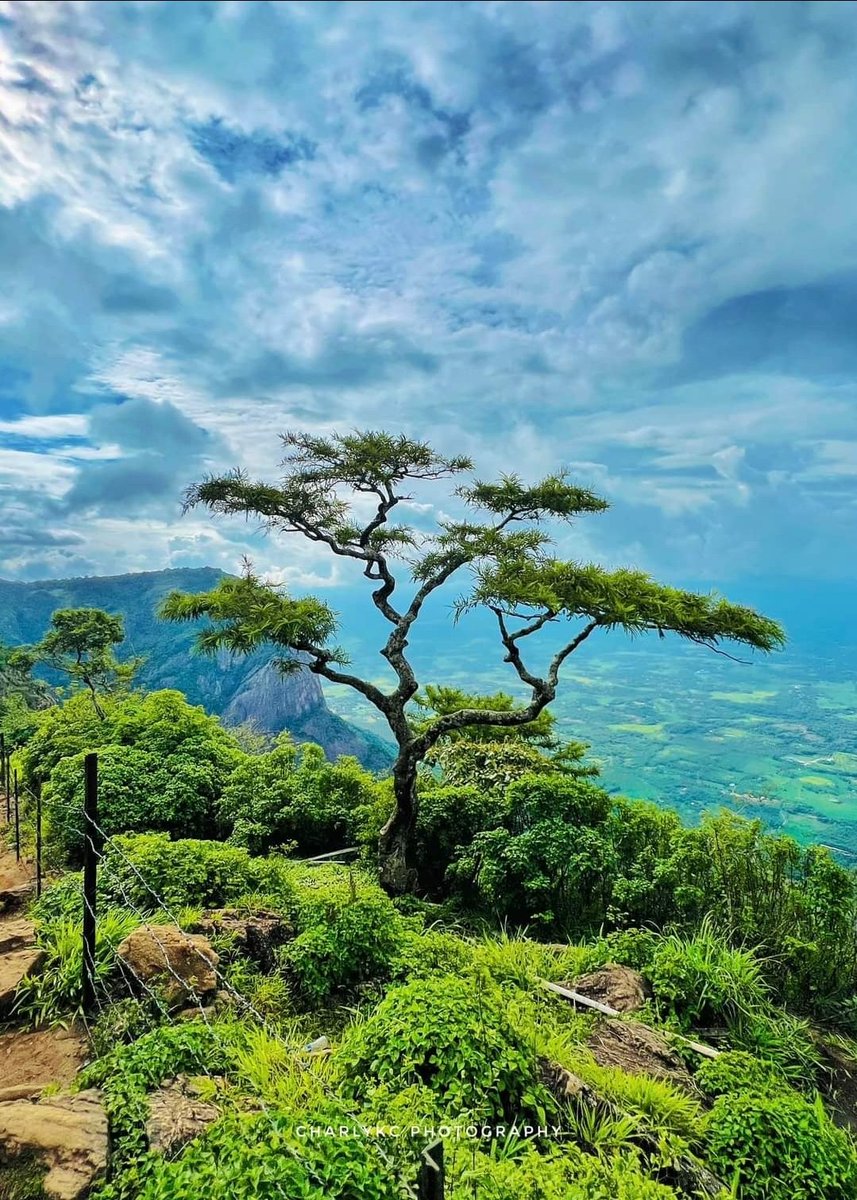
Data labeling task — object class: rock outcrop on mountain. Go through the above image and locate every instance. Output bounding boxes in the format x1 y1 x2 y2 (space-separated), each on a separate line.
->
0 568 393 771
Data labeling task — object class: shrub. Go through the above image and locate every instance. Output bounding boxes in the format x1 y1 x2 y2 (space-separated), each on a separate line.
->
280 868 411 1001
647 917 769 1027
694 1050 783 1099
23 690 113 784
413 784 498 893
221 738 382 855
139 1109 403 1200
99 834 293 913
29 873 84 923
89 999 162 1059
579 927 660 973
31 690 243 862
705 1089 857 1199
450 773 616 933
79 1020 246 1197
390 927 475 981
604 799 710 929
449 1144 678 1200
336 974 550 1123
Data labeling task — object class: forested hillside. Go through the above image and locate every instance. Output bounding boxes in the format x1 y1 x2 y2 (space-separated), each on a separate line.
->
0 569 393 771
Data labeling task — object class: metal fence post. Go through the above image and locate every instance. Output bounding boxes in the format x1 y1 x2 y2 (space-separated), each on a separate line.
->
82 752 100 1016
418 1141 445 1200
13 769 20 861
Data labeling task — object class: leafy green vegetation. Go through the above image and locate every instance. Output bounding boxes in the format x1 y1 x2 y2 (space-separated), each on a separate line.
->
3 510 857 1200
705 1090 857 1199
160 428 782 894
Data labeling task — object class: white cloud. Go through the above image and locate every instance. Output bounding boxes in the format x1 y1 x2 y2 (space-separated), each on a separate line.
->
0 1 856 581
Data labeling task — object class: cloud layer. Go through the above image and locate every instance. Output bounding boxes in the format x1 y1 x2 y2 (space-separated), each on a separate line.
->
1 1 856 586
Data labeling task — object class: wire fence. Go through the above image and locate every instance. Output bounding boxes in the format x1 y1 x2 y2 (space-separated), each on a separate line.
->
0 740 43 897
7 749 441 1199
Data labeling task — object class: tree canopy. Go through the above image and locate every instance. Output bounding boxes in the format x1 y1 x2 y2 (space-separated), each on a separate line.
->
162 429 785 892
34 607 142 717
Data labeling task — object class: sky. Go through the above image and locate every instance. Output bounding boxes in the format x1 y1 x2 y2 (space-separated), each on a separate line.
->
1 0 857 593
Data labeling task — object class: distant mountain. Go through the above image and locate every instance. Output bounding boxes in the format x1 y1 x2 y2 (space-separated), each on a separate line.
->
0 568 394 772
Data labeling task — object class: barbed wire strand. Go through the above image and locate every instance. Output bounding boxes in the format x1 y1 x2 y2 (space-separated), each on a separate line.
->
79 812 418 1199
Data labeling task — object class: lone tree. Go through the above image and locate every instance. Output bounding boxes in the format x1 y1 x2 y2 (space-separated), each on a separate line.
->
36 608 141 718
160 430 784 893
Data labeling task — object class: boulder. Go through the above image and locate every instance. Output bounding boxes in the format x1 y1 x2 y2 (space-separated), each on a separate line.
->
0 947 46 1019
587 1018 695 1090
0 1089 107 1200
571 964 650 1014
190 908 292 972
145 1075 221 1155
116 925 218 1009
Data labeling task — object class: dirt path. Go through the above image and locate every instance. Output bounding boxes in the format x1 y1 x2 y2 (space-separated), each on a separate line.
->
0 836 32 895
0 831 89 1098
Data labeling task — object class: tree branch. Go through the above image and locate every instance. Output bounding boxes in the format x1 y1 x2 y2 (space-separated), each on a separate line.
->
548 621 599 687
293 642 391 714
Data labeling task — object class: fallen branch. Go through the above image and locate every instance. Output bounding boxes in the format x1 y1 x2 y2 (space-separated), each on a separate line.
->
537 978 720 1058
540 978 620 1017
300 846 360 863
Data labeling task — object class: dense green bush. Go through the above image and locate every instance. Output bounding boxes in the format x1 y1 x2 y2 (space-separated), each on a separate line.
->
336 974 550 1123
280 866 412 1001
412 784 498 893
80 1020 246 1197
390 927 476 981
31 691 243 861
139 1109 402 1200
705 1089 857 1199
449 1144 679 1200
441 771 857 1018
89 999 162 1058
579 927 660 973
694 1050 784 1099
450 773 615 932
220 737 381 855
100 833 293 912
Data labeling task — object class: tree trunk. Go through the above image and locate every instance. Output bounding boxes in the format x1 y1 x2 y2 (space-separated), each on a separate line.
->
378 755 419 895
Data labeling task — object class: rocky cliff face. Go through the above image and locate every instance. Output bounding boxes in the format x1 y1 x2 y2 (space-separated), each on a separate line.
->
222 661 323 727
0 568 394 772
221 660 393 771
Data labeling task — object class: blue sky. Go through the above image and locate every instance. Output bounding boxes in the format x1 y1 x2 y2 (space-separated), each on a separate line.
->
1 0 857 590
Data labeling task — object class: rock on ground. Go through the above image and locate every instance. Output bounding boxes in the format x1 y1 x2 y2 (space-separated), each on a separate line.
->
571 964 650 1014
117 924 219 1009
0 917 36 955
0 882 36 917
0 1089 107 1200
189 909 292 972
587 1018 695 1090
145 1075 222 1155
0 947 45 1020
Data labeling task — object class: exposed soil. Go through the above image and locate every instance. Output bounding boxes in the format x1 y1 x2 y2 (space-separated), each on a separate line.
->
0 841 32 893
587 1017 696 1091
0 1024 89 1099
